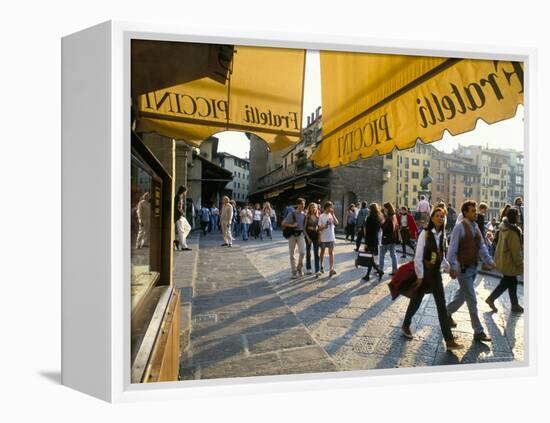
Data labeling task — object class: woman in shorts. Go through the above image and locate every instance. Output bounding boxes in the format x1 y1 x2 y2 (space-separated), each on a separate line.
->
318 201 339 277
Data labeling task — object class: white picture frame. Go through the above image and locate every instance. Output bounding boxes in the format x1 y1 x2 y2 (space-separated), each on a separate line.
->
61 20 537 403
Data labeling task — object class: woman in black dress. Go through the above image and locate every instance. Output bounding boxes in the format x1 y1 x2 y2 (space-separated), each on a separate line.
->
362 203 384 281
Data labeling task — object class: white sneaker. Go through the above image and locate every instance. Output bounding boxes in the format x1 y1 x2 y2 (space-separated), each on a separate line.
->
315 272 321 278
298 269 304 277
291 272 298 279
306 270 313 275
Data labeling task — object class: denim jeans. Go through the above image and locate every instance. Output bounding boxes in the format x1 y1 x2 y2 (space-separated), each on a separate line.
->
379 243 398 273
446 265 484 335
305 230 320 273
241 223 250 240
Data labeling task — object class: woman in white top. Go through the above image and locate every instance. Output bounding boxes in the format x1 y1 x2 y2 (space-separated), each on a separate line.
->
251 203 262 239
261 202 273 240
240 205 253 241
318 201 339 277
400 207 463 350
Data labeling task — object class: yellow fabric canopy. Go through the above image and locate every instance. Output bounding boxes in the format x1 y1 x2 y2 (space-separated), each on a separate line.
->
136 45 306 151
311 52 524 167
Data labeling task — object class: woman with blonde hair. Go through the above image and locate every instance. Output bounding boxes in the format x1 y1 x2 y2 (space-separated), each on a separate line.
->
220 196 234 247
304 202 321 277
262 202 273 240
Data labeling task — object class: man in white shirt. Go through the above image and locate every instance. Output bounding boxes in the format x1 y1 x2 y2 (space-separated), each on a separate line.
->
416 195 431 228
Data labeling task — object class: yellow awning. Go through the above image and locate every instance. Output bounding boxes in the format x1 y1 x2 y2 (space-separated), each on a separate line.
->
311 52 524 167
135 45 306 152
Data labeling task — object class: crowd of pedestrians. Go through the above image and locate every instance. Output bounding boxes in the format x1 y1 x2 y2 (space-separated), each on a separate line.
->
189 192 524 351
281 196 525 351
197 200 279 245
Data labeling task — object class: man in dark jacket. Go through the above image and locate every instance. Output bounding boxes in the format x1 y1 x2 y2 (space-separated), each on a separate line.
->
476 202 488 242
446 203 457 233
354 202 369 252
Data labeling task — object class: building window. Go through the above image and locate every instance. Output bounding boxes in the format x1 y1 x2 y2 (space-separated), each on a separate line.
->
412 172 419 179
423 160 430 167
412 158 419 165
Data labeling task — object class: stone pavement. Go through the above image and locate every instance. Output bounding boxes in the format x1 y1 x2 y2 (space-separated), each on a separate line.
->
177 229 524 380
179 231 337 380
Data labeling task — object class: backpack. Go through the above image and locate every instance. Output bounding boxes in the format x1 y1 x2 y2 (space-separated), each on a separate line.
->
282 211 302 239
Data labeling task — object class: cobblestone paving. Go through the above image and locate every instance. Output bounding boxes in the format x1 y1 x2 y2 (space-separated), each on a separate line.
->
241 230 525 372
179 232 338 381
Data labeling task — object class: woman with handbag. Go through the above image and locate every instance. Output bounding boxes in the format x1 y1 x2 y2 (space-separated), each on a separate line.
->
361 203 384 281
261 202 274 240
400 207 463 350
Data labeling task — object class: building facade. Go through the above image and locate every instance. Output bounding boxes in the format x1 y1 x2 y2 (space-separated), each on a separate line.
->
431 152 480 209
508 150 524 205
455 145 511 220
382 142 438 208
215 152 250 203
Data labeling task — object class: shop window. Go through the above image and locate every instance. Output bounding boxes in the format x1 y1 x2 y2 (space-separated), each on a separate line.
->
131 153 163 313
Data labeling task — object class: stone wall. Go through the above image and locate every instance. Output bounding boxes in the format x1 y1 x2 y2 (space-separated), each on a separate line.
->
329 156 384 227
248 134 269 193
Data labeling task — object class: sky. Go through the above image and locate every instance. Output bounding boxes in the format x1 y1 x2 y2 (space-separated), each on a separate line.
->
217 50 524 158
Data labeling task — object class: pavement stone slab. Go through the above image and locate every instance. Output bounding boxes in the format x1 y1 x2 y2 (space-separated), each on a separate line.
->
246 327 315 354
199 353 282 380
